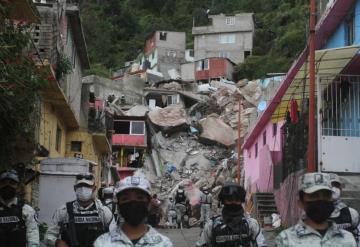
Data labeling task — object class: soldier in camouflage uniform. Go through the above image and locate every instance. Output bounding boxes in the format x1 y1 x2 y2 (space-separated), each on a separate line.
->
276 172 357 247
328 173 360 245
0 169 39 247
94 176 173 246
196 182 265 247
45 173 113 247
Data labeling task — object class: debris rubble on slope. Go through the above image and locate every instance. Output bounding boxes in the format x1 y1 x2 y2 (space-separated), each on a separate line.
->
135 79 266 225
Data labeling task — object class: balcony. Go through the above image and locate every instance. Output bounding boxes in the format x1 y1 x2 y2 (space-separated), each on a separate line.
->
112 134 146 147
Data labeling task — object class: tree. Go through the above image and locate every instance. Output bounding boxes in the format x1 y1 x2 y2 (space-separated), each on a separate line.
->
0 7 47 168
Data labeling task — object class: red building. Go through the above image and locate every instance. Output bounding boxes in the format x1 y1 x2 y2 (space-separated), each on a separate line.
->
195 57 235 82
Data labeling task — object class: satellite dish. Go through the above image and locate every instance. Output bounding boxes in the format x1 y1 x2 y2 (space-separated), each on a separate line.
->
257 101 267 112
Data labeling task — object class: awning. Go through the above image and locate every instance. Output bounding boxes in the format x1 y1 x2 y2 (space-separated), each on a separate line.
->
271 45 360 122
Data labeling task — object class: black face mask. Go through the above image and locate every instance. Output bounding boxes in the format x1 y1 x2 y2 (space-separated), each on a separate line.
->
0 186 16 200
119 201 149 226
222 204 244 230
304 200 334 224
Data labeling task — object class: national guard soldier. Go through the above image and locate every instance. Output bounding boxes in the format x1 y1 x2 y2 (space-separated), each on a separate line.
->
167 197 177 228
94 175 173 246
196 182 265 246
0 169 39 247
199 186 212 228
276 172 357 247
102 186 118 220
329 173 360 245
45 173 113 247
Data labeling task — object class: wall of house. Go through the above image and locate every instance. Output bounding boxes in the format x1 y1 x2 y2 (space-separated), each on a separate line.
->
39 102 67 158
195 58 227 80
243 121 283 192
324 0 360 49
194 32 253 64
181 63 195 81
156 31 186 51
65 131 103 186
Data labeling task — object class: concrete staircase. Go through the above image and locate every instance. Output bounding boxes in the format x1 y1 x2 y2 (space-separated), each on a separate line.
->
252 192 278 226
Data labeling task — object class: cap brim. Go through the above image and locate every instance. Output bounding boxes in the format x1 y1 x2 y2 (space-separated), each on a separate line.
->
0 177 20 183
302 185 332 194
116 186 151 196
76 179 95 186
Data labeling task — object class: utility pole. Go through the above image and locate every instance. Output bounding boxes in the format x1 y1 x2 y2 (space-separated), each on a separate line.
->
308 0 316 172
237 99 242 185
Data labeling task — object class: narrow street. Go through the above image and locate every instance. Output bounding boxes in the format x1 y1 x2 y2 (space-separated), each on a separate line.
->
158 228 202 247
158 227 277 247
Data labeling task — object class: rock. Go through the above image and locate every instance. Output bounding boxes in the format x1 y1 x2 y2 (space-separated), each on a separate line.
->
148 104 188 133
199 115 235 147
237 79 249 87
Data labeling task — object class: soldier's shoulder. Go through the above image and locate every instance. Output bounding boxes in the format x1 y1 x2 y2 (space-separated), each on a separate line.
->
276 225 298 240
94 232 112 246
147 227 173 245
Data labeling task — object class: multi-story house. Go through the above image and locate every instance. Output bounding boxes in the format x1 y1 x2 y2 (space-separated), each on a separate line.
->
32 0 111 185
192 13 254 65
242 0 360 225
138 31 186 79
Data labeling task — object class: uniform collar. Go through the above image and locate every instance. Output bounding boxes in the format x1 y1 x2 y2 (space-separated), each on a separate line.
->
0 196 17 207
110 225 164 245
74 200 95 210
295 218 344 238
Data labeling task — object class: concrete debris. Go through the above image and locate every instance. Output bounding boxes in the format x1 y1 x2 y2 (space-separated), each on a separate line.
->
197 84 217 93
168 69 181 80
158 81 182 91
199 115 235 147
148 104 188 132
125 105 149 117
237 80 262 106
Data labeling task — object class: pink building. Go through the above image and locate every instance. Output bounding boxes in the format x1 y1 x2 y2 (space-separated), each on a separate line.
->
243 121 283 193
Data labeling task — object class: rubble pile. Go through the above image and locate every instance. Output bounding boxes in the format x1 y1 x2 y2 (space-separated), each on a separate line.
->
141 79 264 222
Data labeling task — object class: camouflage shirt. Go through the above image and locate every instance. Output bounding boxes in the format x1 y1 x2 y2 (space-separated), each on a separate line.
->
93 224 173 247
196 213 266 246
275 219 357 247
0 197 39 247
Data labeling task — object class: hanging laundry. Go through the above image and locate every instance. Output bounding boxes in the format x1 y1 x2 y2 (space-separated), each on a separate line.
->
290 99 298 123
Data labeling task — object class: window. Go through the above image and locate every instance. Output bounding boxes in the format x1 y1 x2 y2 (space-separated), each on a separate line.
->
189 50 194 57
273 123 278 137
55 125 62 152
71 141 82 152
263 131 266 146
345 12 354 45
114 121 130 134
219 51 230 58
255 143 258 158
196 59 209 71
244 51 251 58
130 121 145 135
167 50 176 57
204 59 209 70
167 95 179 105
225 17 235 25
159 32 167 41
219 34 235 44
152 52 155 59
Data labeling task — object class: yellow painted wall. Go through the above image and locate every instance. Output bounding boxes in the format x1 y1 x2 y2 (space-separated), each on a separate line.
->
38 102 67 157
66 131 103 188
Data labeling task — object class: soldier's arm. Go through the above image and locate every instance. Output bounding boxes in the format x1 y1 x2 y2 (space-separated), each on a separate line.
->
98 201 114 229
44 205 67 246
248 218 267 246
274 231 289 247
196 220 212 247
22 204 40 247
349 207 360 229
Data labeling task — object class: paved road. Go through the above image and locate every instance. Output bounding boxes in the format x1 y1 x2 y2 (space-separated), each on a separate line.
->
159 227 277 247
158 227 201 247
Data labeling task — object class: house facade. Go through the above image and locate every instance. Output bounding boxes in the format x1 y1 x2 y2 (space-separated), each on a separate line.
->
242 0 360 225
139 31 186 79
33 1 111 190
195 57 235 82
192 13 254 65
